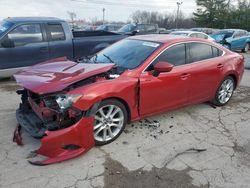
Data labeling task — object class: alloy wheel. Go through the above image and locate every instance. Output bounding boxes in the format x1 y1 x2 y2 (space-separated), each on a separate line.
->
218 78 234 104
94 104 124 142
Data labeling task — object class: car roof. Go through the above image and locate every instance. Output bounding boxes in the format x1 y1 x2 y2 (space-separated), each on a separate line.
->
129 34 211 44
4 17 65 24
171 30 206 35
222 29 246 32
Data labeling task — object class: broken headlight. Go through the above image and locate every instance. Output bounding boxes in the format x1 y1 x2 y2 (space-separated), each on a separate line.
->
56 94 82 110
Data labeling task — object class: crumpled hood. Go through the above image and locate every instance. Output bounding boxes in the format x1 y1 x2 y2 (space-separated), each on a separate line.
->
210 34 226 43
14 58 115 94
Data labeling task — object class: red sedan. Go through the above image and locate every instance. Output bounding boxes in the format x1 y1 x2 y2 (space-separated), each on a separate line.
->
14 35 244 165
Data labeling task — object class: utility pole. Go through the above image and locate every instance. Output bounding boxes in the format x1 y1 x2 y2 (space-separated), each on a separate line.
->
176 1 183 29
102 8 105 24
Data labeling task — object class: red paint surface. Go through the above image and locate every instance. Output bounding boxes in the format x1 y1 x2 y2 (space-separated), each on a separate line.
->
29 117 95 165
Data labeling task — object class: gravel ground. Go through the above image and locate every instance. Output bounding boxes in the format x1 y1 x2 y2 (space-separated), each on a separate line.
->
0 53 250 188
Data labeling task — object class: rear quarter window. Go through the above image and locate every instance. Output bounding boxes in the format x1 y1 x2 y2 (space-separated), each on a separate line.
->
212 46 223 57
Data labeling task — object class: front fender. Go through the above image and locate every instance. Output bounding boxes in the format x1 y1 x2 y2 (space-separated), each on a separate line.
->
69 77 139 120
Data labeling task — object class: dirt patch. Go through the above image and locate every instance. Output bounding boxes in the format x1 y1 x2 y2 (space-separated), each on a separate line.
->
103 157 208 188
0 81 21 92
233 142 250 167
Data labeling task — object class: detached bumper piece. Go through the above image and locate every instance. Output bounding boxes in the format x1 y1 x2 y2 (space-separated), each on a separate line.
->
14 108 95 165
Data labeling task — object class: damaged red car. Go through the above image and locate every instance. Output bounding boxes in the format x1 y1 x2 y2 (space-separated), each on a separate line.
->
13 35 244 165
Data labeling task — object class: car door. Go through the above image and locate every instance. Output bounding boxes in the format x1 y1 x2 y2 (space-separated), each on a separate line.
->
230 31 244 50
46 22 73 60
0 23 49 70
186 42 225 103
233 31 248 50
139 43 191 116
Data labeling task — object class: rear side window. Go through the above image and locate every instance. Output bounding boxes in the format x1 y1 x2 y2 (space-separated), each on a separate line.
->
153 44 186 67
8 24 43 46
136 25 145 32
188 43 213 63
47 24 65 41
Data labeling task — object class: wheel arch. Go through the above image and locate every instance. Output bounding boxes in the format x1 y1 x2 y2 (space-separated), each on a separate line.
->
226 74 238 89
101 97 132 124
86 97 132 124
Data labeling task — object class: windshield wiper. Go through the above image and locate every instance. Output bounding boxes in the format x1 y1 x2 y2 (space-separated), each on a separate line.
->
103 54 116 65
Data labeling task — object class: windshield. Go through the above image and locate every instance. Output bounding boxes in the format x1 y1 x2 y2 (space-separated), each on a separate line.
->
171 32 189 36
96 25 106 31
118 24 136 33
0 21 14 37
89 39 161 70
213 30 234 38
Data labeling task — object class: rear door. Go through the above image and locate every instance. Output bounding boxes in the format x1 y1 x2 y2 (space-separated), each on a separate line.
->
186 42 225 103
0 23 49 70
46 22 73 60
140 43 191 116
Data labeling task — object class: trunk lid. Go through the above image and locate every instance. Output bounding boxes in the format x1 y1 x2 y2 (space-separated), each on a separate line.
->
14 58 115 94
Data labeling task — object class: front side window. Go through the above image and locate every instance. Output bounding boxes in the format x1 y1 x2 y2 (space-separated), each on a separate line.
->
47 24 65 41
188 43 213 63
146 25 156 32
7 24 43 46
197 33 208 39
146 44 186 71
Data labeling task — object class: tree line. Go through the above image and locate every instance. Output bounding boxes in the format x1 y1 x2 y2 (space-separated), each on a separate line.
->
130 0 250 30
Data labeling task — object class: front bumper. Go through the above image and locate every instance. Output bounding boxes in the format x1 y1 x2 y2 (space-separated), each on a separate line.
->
14 107 95 165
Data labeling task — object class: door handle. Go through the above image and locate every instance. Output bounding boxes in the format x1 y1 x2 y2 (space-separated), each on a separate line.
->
217 64 224 68
180 73 190 79
40 47 49 53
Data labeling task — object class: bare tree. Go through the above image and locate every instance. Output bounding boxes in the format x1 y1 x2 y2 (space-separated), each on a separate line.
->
67 11 77 23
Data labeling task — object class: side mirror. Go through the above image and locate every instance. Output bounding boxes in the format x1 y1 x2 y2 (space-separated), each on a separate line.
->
153 61 173 76
1 39 15 48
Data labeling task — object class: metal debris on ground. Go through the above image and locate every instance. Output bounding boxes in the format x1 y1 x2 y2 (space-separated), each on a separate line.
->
140 119 160 129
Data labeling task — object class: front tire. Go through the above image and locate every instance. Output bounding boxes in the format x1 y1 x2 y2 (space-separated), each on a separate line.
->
93 99 127 146
212 76 235 106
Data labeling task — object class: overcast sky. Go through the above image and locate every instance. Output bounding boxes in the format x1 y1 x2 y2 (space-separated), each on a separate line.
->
0 0 197 22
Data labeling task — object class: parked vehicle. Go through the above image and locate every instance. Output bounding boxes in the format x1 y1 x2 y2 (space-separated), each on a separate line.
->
191 28 215 35
96 24 122 32
13 35 244 165
0 17 126 78
117 23 159 35
210 29 250 52
170 30 215 41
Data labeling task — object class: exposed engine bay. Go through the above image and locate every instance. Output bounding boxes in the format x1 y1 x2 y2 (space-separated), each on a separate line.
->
16 71 120 137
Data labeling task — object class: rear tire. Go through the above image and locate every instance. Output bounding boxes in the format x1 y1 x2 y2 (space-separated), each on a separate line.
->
211 76 235 106
92 99 128 146
242 43 250 53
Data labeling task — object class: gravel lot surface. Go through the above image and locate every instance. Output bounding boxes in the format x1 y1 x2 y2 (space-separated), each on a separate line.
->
1 53 250 188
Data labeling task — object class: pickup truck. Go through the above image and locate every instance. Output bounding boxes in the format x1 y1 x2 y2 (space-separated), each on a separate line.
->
0 17 126 78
